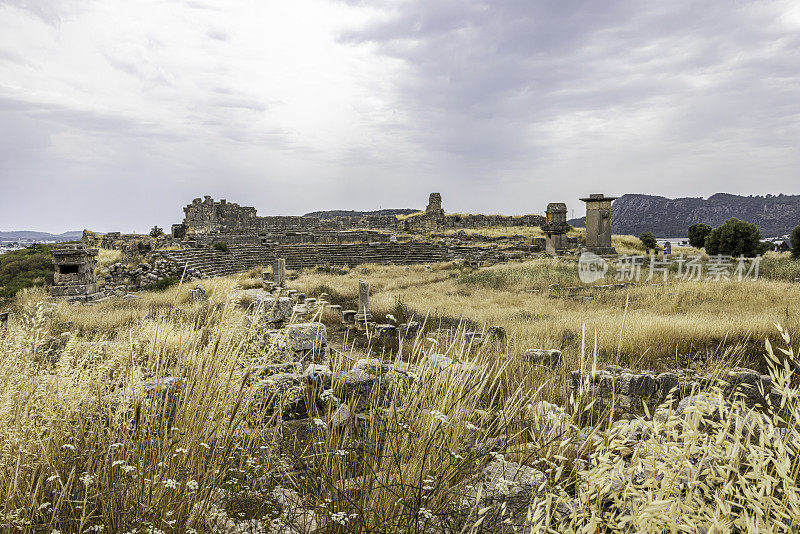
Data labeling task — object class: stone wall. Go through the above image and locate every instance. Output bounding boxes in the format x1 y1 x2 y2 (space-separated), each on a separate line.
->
402 213 545 233
102 260 197 295
180 195 545 237
570 365 779 418
181 196 396 237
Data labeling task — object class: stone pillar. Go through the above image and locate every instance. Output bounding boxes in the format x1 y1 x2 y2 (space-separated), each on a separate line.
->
579 194 617 254
542 202 570 254
355 279 373 324
273 258 286 287
51 244 101 301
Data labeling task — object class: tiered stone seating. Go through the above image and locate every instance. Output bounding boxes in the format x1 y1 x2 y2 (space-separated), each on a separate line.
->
157 242 455 279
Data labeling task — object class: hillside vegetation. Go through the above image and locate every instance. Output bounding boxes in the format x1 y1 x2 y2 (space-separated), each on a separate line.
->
0 244 54 302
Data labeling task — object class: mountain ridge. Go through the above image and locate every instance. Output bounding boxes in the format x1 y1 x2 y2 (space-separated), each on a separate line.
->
568 193 800 237
0 231 84 242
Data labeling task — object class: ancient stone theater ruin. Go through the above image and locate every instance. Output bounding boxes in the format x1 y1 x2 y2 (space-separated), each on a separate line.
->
76 191 621 296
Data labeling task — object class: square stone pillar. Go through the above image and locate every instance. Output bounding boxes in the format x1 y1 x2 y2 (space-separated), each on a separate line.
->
542 202 570 255
355 279 373 324
579 194 617 254
51 244 101 301
273 258 286 287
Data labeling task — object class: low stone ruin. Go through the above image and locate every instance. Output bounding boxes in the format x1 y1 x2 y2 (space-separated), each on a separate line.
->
570 365 779 418
102 260 195 295
51 244 101 301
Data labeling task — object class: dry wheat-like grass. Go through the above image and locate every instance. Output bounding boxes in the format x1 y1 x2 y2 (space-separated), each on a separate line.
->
1 262 798 532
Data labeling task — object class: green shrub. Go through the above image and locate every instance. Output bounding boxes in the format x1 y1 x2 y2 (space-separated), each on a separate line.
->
791 226 800 260
704 218 768 257
213 242 230 253
639 232 657 252
0 244 54 301
688 223 712 248
141 276 179 292
149 226 164 237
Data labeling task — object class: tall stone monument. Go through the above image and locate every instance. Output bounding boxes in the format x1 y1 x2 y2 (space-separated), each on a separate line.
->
541 202 570 254
355 279 373 325
426 193 445 220
273 258 286 288
51 244 101 301
579 194 617 255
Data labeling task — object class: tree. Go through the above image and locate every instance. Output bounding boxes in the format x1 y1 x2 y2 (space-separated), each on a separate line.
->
791 226 800 260
639 232 657 253
704 218 767 257
688 223 712 249
149 226 164 238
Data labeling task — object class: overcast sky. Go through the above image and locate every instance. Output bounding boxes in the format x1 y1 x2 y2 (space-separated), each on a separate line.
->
1 0 799 233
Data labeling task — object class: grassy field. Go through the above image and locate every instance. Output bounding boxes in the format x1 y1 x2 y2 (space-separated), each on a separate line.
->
292 256 800 371
1 247 800 532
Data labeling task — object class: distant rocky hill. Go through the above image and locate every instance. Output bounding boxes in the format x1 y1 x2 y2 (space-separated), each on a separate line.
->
0 230 83 242
303 208 419 219
568 193 800 237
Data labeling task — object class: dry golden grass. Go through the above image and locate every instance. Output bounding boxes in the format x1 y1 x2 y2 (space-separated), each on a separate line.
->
94 248 124 271
292 257 800 370
2 254 800 532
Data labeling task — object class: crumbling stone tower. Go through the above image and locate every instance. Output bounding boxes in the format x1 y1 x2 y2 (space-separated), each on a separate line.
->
51 243 100 301
426 193 444 218
542 202 570 254
580 194 617 254
422 192 446 231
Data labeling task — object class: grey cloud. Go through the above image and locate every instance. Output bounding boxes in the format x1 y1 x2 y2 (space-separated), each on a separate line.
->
207 29 229 41
2 1 800 233
340 0 800 196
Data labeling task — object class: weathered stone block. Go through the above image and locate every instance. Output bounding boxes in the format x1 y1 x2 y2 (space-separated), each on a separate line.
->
525 349 563 369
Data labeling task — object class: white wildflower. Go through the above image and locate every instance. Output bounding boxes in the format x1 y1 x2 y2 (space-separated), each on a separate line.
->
79 473 94 487
430 410 448 425
200 442 210 449
335 449 348 456
121 465 136 474
186 479 199 491
46 474 60 483
320 389 338 403
418 507 435 520
175 448 188 454
330 511 350 525
494 477 517 496
313 418 327 429
112 460 124 467
163 478 179 489
62 444 75 451
465 422 480 432
489 451 505 463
